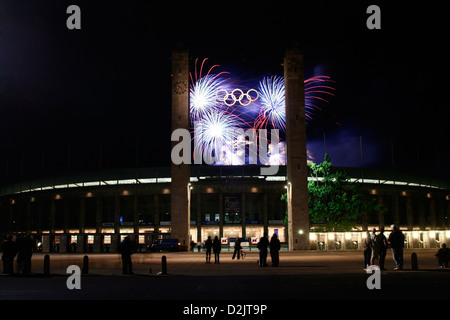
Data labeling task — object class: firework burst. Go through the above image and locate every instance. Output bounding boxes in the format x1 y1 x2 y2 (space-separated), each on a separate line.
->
254 75 335 132
304 75 335 121
189 58 230 121
193 110 241 164
188 58 335 166
190 74 227 119
255 75 286 131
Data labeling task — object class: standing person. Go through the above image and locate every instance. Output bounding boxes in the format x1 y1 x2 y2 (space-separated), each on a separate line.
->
257 233 269 267
232 237 241 260
16 235 25 274
388 225 405 270
435 243 450 268
204 236 212 264
376 227 388 270
370 228 379 265
119 236 134 275
23 234 34 274
1 235 17 274
269 233 280 267
190 240 196 252
213 236 221 264
16 234 33 274
363 231 372 270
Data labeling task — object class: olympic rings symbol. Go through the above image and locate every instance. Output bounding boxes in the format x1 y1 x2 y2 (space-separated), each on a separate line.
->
216 88 259 106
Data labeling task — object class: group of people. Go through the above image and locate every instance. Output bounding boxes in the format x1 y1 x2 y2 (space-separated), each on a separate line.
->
256 233 280 267
363 225 404 271
202 233 281 267
202 236 222 264
1 234 34 274
364 225 450 270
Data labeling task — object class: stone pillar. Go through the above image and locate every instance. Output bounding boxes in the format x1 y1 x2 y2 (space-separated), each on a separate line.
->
406 196 414 230
418 197 426 229
263 193 269 237
154 194 160 236
284 48 309 250
96 197 102 233
50 199 56 233
436 200 445 228
429 198 436 229
218 192 223 238
133 195 139 234
59 234 68 253
170 49 190 247
63 199 69 233
196 192 202 242
392 195 400 226
42 235 50 253
93 234 102 253
377 196 385 228
114 196 120 234
77 234 85 253
241 192 246 238
79 197 86 233
26 201 32 232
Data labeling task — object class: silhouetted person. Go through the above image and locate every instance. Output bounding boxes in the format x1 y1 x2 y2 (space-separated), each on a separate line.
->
269 233 280 267
213 236 221 264
363 231 372 270
370 228 378 265
16 234 33 274
119 236 134 275
376 227 388 270
205 236 212 264
1 235 17 274
257 233 269 267
435 243 450 268
388 225 405 270
190 240 196 252
232 237 241 260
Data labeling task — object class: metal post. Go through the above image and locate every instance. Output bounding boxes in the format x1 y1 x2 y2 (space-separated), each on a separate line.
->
82 255 89 274
43 254 50 275
161 255 167 275
411 252 419 270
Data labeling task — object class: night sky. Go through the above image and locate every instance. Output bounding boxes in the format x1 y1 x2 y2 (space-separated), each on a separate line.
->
0 0 449 184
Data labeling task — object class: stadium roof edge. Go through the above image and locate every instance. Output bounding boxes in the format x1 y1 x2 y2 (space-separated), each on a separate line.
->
0 166 448 196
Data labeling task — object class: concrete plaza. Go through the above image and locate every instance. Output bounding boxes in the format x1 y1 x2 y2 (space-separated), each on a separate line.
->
1 249 449 302
12 248 446 276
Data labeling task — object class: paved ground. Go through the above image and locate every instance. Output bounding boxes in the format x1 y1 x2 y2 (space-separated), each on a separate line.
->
10 248 445 276
0 249 448 317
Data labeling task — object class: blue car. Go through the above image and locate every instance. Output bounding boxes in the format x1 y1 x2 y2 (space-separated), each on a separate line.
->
148 239 180 252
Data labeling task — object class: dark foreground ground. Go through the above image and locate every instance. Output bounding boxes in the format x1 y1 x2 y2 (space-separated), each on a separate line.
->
1 249 448 317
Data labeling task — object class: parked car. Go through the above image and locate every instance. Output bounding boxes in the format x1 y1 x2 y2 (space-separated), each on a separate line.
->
148 239 182 252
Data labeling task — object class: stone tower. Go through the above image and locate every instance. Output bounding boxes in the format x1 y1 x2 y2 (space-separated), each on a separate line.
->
170 49 191 247
284 48 310 250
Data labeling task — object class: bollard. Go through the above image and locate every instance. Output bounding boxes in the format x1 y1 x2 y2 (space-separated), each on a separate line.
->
82 255 89 274
161 255 167 275
43 254 50 275
411 252 419 270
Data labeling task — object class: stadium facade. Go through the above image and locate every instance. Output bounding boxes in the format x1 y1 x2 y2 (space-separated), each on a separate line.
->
1 166 449 253
1 49 449 252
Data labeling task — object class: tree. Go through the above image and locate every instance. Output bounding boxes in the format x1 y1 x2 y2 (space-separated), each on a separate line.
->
282 153 385 231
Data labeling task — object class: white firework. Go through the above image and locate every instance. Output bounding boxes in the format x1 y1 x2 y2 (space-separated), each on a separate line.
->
257 76 286 131
189 74 226 120
193 110 241 164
